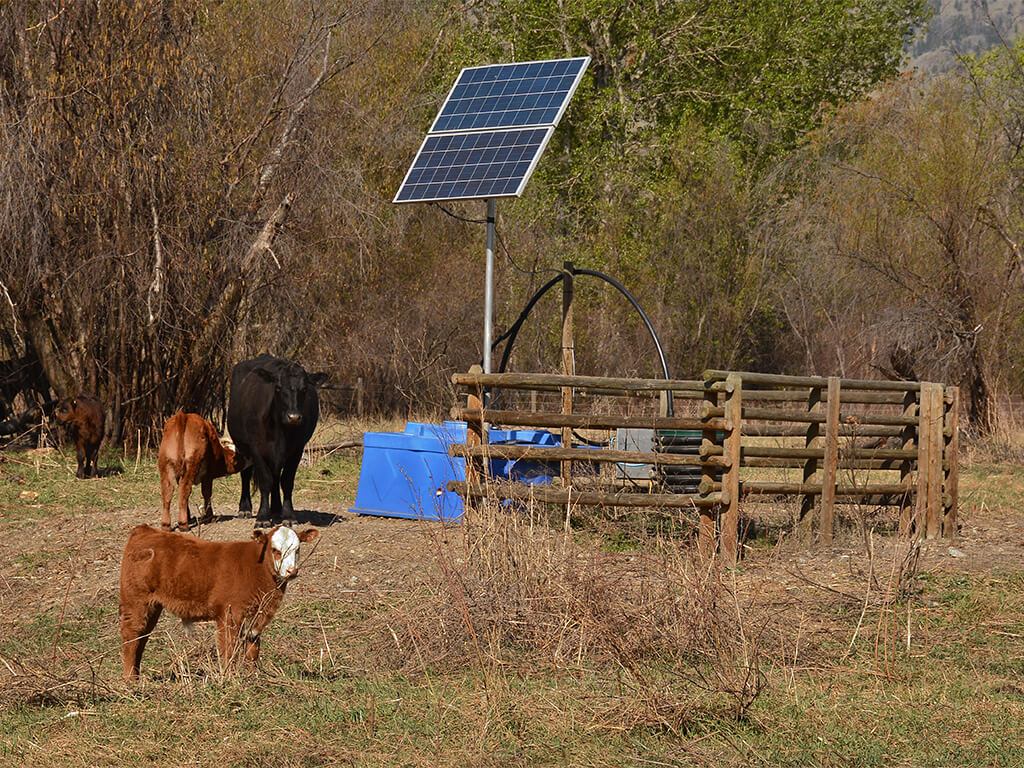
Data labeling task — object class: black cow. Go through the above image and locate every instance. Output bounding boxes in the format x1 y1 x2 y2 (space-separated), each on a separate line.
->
0 351 49 420
0 399 56 447
227 355 327 527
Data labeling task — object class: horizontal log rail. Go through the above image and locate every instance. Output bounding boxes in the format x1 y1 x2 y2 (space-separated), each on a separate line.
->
742 456 934 471
453 371 704 394
703 369 922 392
738 444 921 461
741 424 905 438
491 383 703 399
701 404 919 427
451 407 726 432
449 480 723 508
740 389 909 405
450 443 732 468
697 479 913 497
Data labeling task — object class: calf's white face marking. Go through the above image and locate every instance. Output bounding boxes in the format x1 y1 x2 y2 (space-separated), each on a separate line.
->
270 526 302 579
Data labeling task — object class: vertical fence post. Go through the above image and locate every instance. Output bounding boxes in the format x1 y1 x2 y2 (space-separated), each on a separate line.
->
700 383 720 561
465 364 484 495
820 377 841 546
899 390 918 535
916 382 944 538
914 385 931 537
560 261 574 489
943 385 959 538
722 372 742 566
798 385 823 539
355 376 364 419
926 383 944 538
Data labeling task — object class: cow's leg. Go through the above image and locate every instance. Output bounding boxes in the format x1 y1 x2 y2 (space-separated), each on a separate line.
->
215 617 237 668
280 453 302 524
238 466 254 516
253 464 277 527
244 634 261 664
87 441 100 478
177 465 197 530
120 602 163 682
200 476 214 524
159 470 176 531
216 609 249 669
75 444 87 479
270 475 283 525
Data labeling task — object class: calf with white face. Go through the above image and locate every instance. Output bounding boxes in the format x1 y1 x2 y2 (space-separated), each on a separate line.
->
119 523 319 681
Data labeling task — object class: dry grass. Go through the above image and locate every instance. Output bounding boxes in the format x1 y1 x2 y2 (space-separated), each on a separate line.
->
3 424 1024 765
366 494 781 727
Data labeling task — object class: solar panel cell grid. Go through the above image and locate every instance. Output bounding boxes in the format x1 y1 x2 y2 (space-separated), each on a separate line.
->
430 57 588 134
393 126 554 203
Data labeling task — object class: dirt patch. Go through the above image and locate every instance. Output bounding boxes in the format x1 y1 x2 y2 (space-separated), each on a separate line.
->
1 482 1020 669
0 500 458 643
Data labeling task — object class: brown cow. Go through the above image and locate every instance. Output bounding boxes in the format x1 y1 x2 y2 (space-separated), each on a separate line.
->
119 524 319 682
54 393 104 478
158 412 248 531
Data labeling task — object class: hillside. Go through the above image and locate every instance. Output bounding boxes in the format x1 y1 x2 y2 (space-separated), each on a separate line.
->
909 0 1024 72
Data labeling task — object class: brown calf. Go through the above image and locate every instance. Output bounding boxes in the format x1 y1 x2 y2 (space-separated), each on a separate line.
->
158 412 247 531
119 524 319 681
55 393 104 478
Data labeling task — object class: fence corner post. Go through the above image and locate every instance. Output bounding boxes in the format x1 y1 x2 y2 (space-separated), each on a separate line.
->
722 372 742 566
943 385 960 538
699 381 720 562
820 376 840 546
465 364 484 496
797 384 823 542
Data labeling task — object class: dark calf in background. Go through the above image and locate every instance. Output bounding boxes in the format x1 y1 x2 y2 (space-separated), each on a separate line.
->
55 393 105 478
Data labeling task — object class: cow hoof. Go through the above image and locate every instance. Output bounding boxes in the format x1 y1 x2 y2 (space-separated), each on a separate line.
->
160 523 173 532
199 514 214 526
253 518 273 529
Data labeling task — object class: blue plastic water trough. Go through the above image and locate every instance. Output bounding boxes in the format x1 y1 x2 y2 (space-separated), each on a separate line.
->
348 421 559 521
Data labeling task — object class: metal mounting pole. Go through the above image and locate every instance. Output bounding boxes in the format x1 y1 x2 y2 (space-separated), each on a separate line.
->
483 198 496 375
482 198 496 411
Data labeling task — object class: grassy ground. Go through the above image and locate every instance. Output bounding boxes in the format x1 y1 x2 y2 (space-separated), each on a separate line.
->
1 430 1023 767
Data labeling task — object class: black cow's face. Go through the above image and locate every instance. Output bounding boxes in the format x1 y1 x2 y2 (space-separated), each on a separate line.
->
257 366 324 427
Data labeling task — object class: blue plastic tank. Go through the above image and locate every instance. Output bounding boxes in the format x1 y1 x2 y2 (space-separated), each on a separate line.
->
347 421 560 521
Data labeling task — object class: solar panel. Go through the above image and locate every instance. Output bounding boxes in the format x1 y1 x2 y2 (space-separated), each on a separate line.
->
393 127 554 204
394 56 589 204
430 57 589 134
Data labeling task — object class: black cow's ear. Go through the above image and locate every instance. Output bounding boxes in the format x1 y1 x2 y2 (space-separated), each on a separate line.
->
308 372 328 388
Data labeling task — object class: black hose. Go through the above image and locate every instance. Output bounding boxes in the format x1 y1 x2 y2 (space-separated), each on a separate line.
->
490 265 674 416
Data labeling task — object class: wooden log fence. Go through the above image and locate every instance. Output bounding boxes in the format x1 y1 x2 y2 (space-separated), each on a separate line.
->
448 369 959 566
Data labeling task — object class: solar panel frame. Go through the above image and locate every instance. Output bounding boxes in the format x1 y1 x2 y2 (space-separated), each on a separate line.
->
429 57 589 134
392 126 556 204
393 56 589 204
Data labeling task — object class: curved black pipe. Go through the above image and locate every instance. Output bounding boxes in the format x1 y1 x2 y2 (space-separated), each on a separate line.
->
493 273 564 375
490 266 674 416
